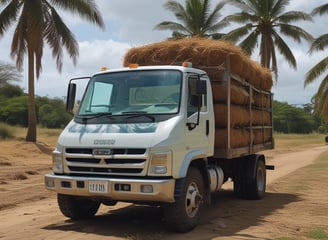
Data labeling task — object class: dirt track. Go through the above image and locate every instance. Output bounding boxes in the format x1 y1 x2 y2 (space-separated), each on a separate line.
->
0 141 327 240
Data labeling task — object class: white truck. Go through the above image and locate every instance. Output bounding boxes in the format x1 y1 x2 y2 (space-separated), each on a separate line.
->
45 60 274 232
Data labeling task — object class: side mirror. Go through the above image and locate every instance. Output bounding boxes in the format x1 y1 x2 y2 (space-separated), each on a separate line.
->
189 77 207 96
66 83 76 112
188 77 206 108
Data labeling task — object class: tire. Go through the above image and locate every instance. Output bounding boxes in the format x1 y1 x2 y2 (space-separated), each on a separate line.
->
233 160 246 198
245 159 266 200
57 194 100 220
163 167 205 233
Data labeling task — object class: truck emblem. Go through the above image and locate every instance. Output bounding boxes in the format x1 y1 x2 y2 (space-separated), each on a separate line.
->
94 139 116 145
93 149 112 156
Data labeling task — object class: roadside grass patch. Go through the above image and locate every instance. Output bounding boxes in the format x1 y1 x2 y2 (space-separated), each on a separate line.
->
273 133 326 149
0 123 15 139
307 228 328 239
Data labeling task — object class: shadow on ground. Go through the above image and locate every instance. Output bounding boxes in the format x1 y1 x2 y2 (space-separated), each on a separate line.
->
43 190 299 239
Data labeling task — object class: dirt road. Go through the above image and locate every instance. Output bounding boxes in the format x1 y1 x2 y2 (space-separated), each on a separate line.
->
0 141 327 240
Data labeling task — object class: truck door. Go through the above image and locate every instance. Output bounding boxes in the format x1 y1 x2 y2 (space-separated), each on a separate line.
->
185 75 212 155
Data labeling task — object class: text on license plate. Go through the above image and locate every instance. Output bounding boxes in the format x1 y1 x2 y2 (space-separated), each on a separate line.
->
89 180 109 193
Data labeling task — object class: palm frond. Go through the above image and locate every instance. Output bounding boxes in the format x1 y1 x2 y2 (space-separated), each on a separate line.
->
311 3 328 16
154 21 191 35
0 0 21 36
305 56 328 86
223 24 253 43
309 34 328 54
272 30 296 69
271 0 290 17
279 23 313 43
48 0 104 29
239 30 259 55
276 11 312 24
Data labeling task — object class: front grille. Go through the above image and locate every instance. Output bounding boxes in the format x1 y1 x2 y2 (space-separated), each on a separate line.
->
64 148 148 176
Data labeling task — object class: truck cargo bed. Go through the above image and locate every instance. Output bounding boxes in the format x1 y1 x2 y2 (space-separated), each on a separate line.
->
199 60 274 159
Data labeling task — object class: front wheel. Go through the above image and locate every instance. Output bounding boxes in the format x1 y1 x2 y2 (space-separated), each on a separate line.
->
163 167 204 232
57 194 100 220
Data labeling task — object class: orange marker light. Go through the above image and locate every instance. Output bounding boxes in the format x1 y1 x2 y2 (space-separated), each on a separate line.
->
129 63 139 68
182 62 192 67
101 67 108 71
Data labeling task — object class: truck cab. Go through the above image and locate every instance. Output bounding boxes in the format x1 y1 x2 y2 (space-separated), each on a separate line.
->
45 64 218 232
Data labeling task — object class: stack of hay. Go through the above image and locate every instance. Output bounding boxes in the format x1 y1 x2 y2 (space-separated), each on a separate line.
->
123 38 273 149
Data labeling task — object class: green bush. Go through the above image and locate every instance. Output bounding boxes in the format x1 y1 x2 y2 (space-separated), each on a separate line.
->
0 122 14 139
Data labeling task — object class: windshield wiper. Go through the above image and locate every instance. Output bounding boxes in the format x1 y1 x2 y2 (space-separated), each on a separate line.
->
78 112 114 122
121 111 155 122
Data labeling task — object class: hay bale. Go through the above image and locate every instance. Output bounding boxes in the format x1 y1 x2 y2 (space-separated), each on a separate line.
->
211 81 250 105
123 38 273 91
252 110 272 126
253 91 271 108
253 128 272 144
215 128 252 148
214 104 250 127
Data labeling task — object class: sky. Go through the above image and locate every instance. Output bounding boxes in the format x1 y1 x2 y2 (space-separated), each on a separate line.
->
0 0 327 105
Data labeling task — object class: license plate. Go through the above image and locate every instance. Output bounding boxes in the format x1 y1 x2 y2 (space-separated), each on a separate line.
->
89 180 109 193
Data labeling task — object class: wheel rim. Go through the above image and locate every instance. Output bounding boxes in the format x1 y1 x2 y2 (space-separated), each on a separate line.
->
257 166 265 192
185 181 201 218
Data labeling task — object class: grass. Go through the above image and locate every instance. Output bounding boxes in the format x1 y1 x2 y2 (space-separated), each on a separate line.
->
0 123 16 139
274 150 328 240
0 123 62 146
307 228 328 239
273 133 327 150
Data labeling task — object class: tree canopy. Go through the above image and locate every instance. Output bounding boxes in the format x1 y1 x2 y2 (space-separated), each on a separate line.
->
154 0 228 39
304 3 328 123
0 0 104 142
222 0 313 80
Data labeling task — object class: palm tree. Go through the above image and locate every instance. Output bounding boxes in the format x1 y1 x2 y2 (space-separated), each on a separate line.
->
223 0 313 79
0 0 105 142
304 3 328 122
154 0 228 39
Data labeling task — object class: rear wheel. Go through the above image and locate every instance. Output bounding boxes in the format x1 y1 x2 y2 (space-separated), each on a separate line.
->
233 156 266 200
57 194 100 219
245 159 266 199
163 167 204 232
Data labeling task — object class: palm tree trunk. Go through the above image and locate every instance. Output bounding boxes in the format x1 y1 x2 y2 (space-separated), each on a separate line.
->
25 47 37 142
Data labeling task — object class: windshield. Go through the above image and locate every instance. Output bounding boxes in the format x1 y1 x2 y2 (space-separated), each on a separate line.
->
77 70 182 117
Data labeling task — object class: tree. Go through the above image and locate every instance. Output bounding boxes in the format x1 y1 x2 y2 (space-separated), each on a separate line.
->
154 0 228 39
223 0 313 79
0 62 21 87
304 3 328 123
0 0 105 142
273 100 317 134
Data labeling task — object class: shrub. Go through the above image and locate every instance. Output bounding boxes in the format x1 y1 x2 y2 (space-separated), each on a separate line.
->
0 122 14 139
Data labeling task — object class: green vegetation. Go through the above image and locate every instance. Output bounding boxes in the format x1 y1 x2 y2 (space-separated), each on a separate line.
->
305 3 328 124
307 228 328 239
0 86 72 129
0 122 15 139
274 133 326 149
273 101 319 134
154 0 228 39
223 0 313 78
0 1 104 142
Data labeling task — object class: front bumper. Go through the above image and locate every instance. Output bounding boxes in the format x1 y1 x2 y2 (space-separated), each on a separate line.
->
44 173 175 203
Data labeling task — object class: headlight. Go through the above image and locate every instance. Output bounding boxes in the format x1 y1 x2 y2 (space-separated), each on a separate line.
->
148 151 172 176
52 150 63 173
